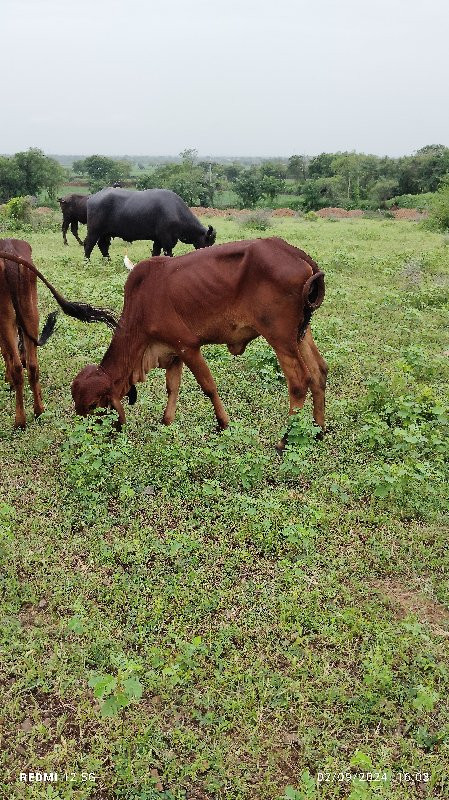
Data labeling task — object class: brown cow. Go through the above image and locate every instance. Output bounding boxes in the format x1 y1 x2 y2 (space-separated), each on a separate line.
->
0 239 117 428
71 237 327 448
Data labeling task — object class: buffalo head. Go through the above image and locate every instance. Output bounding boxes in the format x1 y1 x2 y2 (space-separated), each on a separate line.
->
195 224 216 250
71 365 136 428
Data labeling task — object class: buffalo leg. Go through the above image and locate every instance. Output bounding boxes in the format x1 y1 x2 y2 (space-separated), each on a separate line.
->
161 235 177 257
62 219 69 246
98 235 111 259
152 240 162 257
297 328 328 429
162 358 183 424
182 348 229 429
71 221 84 246
84 232 99 259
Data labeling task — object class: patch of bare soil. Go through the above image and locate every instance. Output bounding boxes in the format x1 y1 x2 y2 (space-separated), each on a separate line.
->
373 579 449 636
190 206 299 218
271 207 296 217
390 208 428 221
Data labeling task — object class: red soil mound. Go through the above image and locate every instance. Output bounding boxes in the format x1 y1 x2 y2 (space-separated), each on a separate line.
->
390 208 428 221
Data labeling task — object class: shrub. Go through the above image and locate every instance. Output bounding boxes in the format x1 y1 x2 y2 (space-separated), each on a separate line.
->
3 195 32 222
386 192 435 210
427 177 449 230
240 211 272 231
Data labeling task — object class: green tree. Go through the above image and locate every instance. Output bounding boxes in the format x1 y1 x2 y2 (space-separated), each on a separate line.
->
308 152 335 178
222 163 244 183
260 160 287 180
261 174 285 202
301 176 344 211
0 157 23 201
0 149 64 202
287 155 308 181
74 155 131 191
234 170 263 208
368 178 399 207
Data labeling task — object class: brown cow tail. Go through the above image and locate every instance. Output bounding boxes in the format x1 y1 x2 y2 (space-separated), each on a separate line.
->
0 252 118 330
299 270 325 340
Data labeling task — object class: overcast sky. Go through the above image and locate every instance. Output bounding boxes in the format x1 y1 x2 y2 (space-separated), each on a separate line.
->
2 0 449 157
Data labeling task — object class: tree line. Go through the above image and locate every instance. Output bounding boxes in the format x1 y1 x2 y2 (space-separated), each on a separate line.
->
1 145 449 212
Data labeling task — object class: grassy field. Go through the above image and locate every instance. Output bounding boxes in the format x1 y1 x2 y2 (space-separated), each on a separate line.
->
1 217 448 799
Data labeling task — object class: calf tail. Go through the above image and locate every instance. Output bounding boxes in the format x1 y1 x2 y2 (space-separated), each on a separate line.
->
0 251 118 330
299 270 325 340
38 311 59 345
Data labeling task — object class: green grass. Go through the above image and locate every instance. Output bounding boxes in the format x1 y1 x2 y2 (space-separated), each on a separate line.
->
1 218 448 799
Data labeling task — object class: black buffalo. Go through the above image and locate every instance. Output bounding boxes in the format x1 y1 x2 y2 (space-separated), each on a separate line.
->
84 188 216 259
58 194 90 246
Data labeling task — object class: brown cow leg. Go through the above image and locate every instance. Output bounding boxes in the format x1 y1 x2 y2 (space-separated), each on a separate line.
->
297 328 328 429
271 345 311 450
62 220 69 246
162 357 183 424
182 348 229 429
2 337 26 428
71 221 84 246
23 335 44 418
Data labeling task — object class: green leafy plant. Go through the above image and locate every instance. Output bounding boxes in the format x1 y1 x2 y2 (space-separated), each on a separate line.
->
89 656 144 718
60 409 135 520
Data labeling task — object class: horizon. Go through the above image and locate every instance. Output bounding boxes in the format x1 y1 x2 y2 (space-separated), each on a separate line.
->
3 146 447 162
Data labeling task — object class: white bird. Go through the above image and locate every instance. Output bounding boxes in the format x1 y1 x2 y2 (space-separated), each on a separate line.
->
124 254 134 271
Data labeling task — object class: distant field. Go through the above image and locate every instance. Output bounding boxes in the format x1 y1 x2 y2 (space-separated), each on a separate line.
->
1 218 448 798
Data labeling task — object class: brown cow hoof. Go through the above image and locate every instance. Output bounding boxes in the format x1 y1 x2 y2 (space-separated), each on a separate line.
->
14 422 26 431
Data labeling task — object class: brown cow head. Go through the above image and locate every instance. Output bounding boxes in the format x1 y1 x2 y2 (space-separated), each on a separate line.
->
71 365 126 428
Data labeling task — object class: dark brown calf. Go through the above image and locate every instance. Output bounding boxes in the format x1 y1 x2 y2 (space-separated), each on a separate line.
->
0 240 117 428
58 194 89 246
71 237 327 447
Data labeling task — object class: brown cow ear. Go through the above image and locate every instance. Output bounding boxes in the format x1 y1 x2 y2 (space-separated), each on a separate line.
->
110 396 126 428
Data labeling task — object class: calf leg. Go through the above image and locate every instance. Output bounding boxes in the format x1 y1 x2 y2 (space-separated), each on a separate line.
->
18 328 26 367
181 348 229 429
270 343 311 451
62 219 69 246
162 357 183 424
71 221 84 246
23 334 44 418
152 240 162 257
1 330 26 428
298 328 328 429
274 346 311 415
